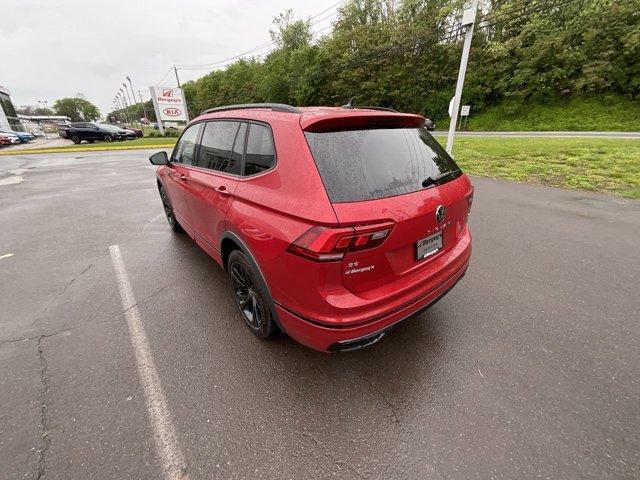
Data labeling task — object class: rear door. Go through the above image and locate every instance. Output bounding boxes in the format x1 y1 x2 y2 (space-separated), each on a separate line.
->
304 125 472 294
72 123 87 140
164 122 202 236
186 120 243 251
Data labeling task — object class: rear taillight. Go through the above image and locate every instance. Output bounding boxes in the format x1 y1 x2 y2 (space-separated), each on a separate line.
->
287 222 394 262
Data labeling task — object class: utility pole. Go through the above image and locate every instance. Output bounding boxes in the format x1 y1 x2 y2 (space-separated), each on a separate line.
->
446 0 478 156
173 65 181 88
173 65 189 122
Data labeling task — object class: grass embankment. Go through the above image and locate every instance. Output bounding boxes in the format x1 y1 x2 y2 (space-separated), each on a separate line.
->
464 95 640 132
448 137 640 199
0 137 177 155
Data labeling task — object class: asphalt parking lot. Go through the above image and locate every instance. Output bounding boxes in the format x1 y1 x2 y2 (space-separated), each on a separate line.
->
1 150 639 480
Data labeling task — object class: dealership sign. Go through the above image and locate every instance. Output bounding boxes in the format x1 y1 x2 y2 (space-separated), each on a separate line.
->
149 86 188 123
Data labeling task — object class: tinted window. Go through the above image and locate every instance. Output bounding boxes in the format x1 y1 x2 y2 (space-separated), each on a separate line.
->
304 127 461 202
197 121 240 173
244 124 275 176
172 123 201 165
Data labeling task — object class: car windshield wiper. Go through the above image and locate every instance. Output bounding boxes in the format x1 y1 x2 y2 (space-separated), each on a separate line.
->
422 170 459 188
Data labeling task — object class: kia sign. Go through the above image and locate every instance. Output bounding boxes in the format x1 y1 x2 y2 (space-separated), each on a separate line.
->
163 107 183 117
149 86 188 123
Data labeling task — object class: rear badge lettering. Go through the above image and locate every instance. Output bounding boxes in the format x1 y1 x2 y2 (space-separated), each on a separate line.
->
345 261 375 275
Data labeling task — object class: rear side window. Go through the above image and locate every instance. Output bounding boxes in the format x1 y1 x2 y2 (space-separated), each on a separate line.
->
197 121 241 174
304 127 461 202
244 123 275 176
172 123 201 165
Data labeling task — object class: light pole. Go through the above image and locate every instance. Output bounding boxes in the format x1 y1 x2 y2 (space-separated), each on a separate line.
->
122 82 135 125
446 0 479 156
37 100 48 139
126 76 147 123
118 91 131 125
137 90 149 123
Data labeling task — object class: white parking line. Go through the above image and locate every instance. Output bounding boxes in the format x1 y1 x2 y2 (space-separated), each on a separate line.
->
109 244 189 480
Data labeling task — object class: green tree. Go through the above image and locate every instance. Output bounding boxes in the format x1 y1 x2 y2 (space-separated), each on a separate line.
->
179 0 640 120
53 97 100 121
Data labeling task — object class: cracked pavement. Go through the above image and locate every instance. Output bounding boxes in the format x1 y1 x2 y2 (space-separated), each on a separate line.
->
1 150 639 479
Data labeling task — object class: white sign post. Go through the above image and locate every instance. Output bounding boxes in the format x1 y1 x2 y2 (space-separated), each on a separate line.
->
446 0 479 155
460 105 471 116
149 86 188 135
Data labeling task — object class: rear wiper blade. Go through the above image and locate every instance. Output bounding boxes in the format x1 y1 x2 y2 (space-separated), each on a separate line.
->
422 170 458 188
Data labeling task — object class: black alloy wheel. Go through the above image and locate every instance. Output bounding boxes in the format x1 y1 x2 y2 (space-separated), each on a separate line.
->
228 250 275 339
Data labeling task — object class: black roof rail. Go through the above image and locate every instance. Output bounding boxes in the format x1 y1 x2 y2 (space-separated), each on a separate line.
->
200 103 302 116
340 102 398 113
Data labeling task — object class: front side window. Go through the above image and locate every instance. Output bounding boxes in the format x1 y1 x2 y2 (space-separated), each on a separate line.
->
244 123 275 176
197 121 240 174
172 123 201 165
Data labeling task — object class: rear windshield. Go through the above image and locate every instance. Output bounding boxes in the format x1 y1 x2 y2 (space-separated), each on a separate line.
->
305 127 461 203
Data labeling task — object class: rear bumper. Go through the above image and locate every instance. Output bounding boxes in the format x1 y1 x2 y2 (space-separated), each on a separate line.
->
274 259 469 352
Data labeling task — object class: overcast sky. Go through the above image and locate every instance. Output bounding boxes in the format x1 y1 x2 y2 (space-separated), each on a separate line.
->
1 0 340 116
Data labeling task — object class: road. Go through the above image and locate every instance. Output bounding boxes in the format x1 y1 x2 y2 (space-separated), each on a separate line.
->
1 150 639 479
432 130 640 138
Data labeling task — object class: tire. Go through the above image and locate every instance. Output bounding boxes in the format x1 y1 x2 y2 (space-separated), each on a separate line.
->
104 134 113 142
71 135 81 144
228 250 276 339
159 186 184 233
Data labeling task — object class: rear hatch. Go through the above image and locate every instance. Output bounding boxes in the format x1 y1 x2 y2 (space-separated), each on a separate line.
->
303 115 472 294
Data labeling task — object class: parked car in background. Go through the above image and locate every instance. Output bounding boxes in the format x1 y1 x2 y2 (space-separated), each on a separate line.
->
101 124 136 140
0 128 35 143
106 123 142 138
0 133 21 146
59 122 123 143
425 117 436 131
128 126 144 138
149 103 473 352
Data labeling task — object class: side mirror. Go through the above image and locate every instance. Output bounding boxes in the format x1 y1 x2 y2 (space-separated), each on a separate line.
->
149 151 169 165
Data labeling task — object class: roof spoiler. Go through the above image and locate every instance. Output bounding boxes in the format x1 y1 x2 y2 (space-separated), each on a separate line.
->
301 112 425 132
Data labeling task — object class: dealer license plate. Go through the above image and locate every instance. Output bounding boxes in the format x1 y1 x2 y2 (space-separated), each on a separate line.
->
416 231 443 260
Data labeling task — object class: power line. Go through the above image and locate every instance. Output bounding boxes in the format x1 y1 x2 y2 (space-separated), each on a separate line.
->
155 67 174 87
176 1 346 71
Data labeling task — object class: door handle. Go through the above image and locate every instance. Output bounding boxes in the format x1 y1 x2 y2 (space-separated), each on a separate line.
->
215 186 230 197
179 174 187 181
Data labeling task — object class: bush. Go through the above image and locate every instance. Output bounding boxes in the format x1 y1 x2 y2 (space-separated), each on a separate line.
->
464 95 640 132
146 129 181 138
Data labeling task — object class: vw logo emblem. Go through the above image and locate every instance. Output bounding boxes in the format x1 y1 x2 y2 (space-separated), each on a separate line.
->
436 205 445 223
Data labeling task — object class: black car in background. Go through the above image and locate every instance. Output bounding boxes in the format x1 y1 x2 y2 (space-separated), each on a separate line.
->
425 117 436 131
59 122 123 143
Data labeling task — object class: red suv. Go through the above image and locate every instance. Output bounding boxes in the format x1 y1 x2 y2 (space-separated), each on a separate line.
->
149 103 473 352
